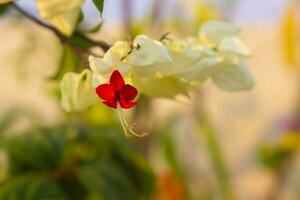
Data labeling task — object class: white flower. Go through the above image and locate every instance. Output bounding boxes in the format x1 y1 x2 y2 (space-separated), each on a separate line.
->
127 35 172 77
160 39 223 81
199 20 251 58
196 20 254 91
90 34 173 84
199 20 240 46
218 36 251 58
60 69 98 112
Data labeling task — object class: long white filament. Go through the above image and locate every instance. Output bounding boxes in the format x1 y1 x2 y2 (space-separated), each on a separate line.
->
117 105 148 137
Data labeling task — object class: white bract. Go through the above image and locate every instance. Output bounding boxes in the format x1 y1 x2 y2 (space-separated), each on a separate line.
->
60 69 98 112
161 39 224 82
127 35 172 77
36 0 84 36
199 20 240 46
89 41 132 87
196 20 254 91
212 61 254 91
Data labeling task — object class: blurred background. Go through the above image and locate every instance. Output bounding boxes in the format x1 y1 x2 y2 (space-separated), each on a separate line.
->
0 0 300 199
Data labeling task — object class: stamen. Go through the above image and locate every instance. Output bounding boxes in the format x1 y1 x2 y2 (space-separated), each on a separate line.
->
117 105 148 137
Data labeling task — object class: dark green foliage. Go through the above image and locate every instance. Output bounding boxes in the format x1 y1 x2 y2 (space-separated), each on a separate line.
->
0 123 155 200
0 175 66 199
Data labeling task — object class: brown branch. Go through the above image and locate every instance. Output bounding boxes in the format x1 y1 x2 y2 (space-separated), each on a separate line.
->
12 2 110 52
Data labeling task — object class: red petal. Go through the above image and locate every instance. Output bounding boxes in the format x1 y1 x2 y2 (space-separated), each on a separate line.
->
120 84 138 101
110 70 124 91
120 99 137 109
103 98 117 109
96 84 116 100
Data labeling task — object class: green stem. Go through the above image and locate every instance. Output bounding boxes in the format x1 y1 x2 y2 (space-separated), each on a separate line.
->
198 118 235 200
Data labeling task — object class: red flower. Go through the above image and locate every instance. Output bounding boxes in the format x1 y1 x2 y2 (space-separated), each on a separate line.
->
96 70 138 109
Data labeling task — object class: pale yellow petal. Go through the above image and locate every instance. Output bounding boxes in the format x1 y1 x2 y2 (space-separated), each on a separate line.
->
89 55 113 76
46 9 80 36
212 61 254 91
199 20 240 46
88 41 132 83
36 0 84 36
36 0 84 19
60 69 98 112
218 36 252 57
132 73 189 98
128 35 172 77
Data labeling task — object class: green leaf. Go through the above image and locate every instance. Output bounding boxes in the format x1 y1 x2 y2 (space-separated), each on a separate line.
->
81 129 156 197
76 9 84 25
0 175 66 200
50 45 82 81
1 122 155 199
4 127 65 173
76 159 138 200
92 0 104 17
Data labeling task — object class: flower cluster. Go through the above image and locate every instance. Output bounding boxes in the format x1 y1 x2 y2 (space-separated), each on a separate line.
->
0 0 255 137
60 20 254 112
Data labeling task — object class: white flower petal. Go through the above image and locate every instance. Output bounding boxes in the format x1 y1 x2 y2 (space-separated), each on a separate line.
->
199 20 240 46
89 41 132 83
212 61 254 91
60 69 98 112
127 35 172 77
89 55 113 76
36 0 84 19
218 36 252 57
179 56 223 81
160 39 209 76
47 9 80 36
131 73 189 98
107 41 131 74
36 0 84 36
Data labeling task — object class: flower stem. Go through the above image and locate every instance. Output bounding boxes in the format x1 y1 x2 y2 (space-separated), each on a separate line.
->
11 2 110 51
198 118 235 200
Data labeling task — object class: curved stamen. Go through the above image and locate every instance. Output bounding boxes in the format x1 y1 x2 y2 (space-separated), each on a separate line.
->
117 105 148 137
